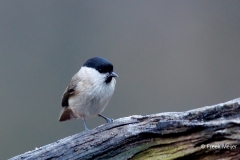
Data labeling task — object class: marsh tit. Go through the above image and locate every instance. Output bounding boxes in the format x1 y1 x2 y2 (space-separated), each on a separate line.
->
59 57 118 131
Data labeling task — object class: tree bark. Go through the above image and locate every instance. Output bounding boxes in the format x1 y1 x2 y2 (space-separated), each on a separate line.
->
10 98 240 160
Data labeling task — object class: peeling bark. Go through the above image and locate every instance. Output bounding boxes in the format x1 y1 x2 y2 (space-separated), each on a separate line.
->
10 98 240 160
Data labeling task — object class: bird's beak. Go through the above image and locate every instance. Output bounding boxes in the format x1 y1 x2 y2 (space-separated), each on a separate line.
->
110 72 118 77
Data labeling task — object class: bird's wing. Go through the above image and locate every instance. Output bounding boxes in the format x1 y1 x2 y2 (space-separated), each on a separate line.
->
61 73 81 107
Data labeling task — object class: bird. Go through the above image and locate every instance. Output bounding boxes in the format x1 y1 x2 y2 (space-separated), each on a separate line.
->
59 57 118 131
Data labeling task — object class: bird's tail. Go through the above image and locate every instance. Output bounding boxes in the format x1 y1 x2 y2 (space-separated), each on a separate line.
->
58 108 77 121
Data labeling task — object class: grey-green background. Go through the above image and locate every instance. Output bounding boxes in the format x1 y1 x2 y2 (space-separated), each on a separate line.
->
1 1 240 159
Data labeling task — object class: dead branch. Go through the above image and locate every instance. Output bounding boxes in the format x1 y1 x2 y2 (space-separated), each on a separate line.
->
10 98 240 160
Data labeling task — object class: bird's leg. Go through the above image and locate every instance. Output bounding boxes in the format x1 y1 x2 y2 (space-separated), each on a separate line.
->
82 118 89 131
98 114 114 123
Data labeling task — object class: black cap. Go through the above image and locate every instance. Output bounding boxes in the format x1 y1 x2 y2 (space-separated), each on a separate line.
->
83 57 114 74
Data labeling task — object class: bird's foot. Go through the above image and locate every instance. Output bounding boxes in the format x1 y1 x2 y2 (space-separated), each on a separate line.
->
98 114 114 123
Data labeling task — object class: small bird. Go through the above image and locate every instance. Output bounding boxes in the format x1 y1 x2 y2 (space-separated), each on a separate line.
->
59 57 118 131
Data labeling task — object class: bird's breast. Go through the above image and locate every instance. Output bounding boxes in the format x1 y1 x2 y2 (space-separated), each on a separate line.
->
68 79 116 119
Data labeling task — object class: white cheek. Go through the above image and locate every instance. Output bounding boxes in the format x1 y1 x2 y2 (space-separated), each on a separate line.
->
78 66 107 84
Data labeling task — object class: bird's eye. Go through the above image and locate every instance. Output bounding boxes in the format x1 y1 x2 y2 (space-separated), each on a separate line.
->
97 68 103 73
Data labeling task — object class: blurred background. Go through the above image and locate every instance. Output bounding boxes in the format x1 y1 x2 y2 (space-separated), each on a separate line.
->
0 1 240 159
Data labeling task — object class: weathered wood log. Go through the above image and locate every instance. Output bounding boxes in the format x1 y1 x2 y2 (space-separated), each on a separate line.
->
10 98 240 160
